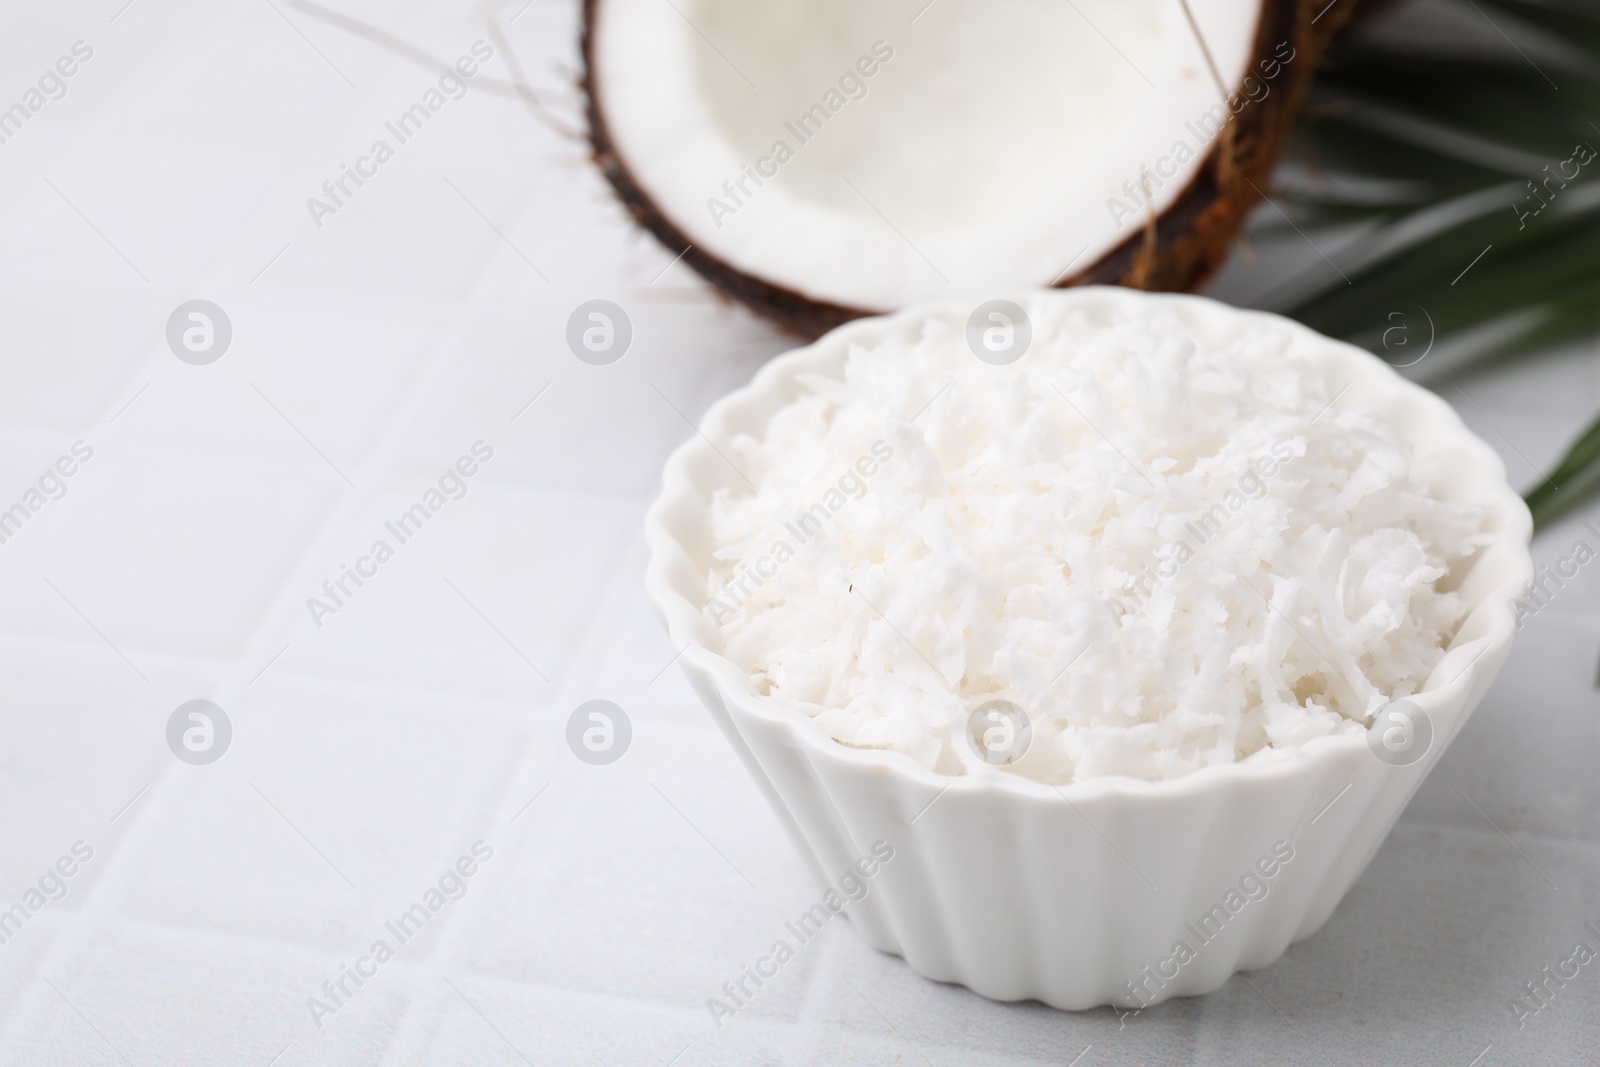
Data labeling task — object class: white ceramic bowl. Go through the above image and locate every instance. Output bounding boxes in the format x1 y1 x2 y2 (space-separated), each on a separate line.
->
644 288 1534 1010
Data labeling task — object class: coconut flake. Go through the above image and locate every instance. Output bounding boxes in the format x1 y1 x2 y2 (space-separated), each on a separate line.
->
704 308 1491 784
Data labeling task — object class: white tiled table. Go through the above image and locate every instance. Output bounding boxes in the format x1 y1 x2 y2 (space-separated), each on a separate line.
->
0 2 1596 1064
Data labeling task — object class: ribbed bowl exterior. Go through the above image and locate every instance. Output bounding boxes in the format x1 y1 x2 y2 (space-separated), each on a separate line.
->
646 288 1534 1010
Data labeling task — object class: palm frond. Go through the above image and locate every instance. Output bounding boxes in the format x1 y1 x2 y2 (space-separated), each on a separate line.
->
1258 0 1600 527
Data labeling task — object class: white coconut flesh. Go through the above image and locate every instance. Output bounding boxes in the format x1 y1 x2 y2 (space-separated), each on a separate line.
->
591 0 1267 310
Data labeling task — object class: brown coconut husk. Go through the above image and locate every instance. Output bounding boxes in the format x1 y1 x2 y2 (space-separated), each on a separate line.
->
582 0 1365 338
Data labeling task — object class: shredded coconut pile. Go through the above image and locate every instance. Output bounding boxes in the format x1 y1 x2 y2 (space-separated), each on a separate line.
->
703 304 1491 783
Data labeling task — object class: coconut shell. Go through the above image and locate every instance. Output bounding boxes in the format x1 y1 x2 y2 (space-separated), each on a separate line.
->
582 0 1366 338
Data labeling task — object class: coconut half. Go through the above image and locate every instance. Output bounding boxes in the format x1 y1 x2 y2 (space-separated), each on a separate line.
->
584 0 1354 335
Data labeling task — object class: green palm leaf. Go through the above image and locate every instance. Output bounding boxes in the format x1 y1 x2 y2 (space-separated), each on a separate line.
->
1258 0 1600 528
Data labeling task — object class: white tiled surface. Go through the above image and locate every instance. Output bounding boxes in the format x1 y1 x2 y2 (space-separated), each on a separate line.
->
0 2 1597 1064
